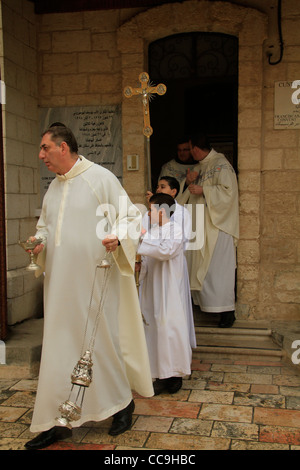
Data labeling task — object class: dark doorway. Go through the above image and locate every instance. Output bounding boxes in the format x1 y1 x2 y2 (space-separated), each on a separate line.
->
148 32 238 190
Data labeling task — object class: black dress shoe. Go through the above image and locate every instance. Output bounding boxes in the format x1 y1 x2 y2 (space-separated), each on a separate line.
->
219 311 235 328
25 426 72 450
153 377 182 395
108 400 135 436
153 378 168 396
167 377 182 394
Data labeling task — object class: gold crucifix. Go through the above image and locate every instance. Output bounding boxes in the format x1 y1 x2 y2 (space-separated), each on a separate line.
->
124 72 166 138
124 72 166 189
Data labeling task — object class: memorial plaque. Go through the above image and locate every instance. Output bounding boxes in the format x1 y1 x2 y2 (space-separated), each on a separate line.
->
39 106 122 204
274 80 300 129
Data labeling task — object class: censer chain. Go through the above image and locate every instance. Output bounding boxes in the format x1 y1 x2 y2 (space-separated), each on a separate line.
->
80 256 113 357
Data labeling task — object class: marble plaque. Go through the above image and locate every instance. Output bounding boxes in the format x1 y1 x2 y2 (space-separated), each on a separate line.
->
39 106 122 204
274 80 300 129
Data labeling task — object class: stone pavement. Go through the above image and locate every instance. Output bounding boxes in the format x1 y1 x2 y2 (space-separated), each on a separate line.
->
1 356 300 450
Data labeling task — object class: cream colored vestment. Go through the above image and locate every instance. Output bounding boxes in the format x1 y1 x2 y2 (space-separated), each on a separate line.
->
177 149 239 311
159 158 196 183
30 157 153 433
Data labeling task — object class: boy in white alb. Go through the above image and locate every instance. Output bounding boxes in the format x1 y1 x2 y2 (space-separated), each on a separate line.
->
143 176 196 349
137 193 192 395
144 176 191 251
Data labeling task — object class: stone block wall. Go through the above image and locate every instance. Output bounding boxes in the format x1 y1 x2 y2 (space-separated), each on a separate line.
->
258 0 300 320
37 7 145 109
2 0 300 324
36 7 148 204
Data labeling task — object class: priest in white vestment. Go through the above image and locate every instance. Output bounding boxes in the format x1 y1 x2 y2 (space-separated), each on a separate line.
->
158 137 196 182
137 193 192 395
25 126 153 450
177 132 239 328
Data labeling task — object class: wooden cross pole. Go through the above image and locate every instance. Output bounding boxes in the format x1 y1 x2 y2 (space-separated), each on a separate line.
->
124 72 166 190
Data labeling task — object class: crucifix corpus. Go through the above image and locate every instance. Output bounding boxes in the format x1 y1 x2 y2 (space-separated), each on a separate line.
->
124 72 167 190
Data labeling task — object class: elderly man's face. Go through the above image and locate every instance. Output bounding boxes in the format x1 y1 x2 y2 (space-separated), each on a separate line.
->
39 133 63 174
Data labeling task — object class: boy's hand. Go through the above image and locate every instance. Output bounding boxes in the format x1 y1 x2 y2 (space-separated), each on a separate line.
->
135 262 141 272
145 191 153 202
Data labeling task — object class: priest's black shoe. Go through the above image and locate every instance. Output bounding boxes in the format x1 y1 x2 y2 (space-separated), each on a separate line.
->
219 311 235 328
25 426 72 450
109 400 135 436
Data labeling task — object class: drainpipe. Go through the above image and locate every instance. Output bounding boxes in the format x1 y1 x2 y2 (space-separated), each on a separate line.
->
0 72 7 341
229 0 284 65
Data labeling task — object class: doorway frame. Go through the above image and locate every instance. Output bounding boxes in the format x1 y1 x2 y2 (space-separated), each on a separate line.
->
118 1 266 194
117 1 267 319
147 31 239 185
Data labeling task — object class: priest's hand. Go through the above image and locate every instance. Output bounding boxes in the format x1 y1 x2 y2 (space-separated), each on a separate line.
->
27 236 44 255
186 168 199 186
188 184 203 196
102 234 119 252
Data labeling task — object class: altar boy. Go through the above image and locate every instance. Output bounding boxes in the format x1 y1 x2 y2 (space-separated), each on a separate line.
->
137 193 192 395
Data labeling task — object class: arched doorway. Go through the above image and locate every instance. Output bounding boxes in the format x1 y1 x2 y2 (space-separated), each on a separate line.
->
118 1 267 319
148 32 238 189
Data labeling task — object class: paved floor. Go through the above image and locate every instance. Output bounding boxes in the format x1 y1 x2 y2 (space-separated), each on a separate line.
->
1 356 300 450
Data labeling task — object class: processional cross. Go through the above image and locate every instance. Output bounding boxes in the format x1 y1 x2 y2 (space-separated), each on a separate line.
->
124 72 166 190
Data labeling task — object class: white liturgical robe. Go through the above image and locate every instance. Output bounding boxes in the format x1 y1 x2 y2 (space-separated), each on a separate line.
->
138 221 192 380
142 203 196 348
159 158 195 182
30 156 153 433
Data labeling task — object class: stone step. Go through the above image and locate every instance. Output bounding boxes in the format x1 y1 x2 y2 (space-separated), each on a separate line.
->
0 315 290 379
193 312 270 330
195 326 272 337
192 346 284 362
195 332 281 350
193 318 285 362
0 318 43 379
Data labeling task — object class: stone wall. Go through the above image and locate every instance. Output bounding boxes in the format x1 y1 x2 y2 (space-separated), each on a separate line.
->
117 1 267 320
118 1 300 322
259 0 300 320
37 7 145 109
2 3 147 326
2 0 300 324
1 0 42 325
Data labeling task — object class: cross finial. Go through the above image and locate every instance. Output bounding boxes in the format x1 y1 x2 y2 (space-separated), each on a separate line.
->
124 72 167 138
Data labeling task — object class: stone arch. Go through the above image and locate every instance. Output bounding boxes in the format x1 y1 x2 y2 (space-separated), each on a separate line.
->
117 0 268 318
